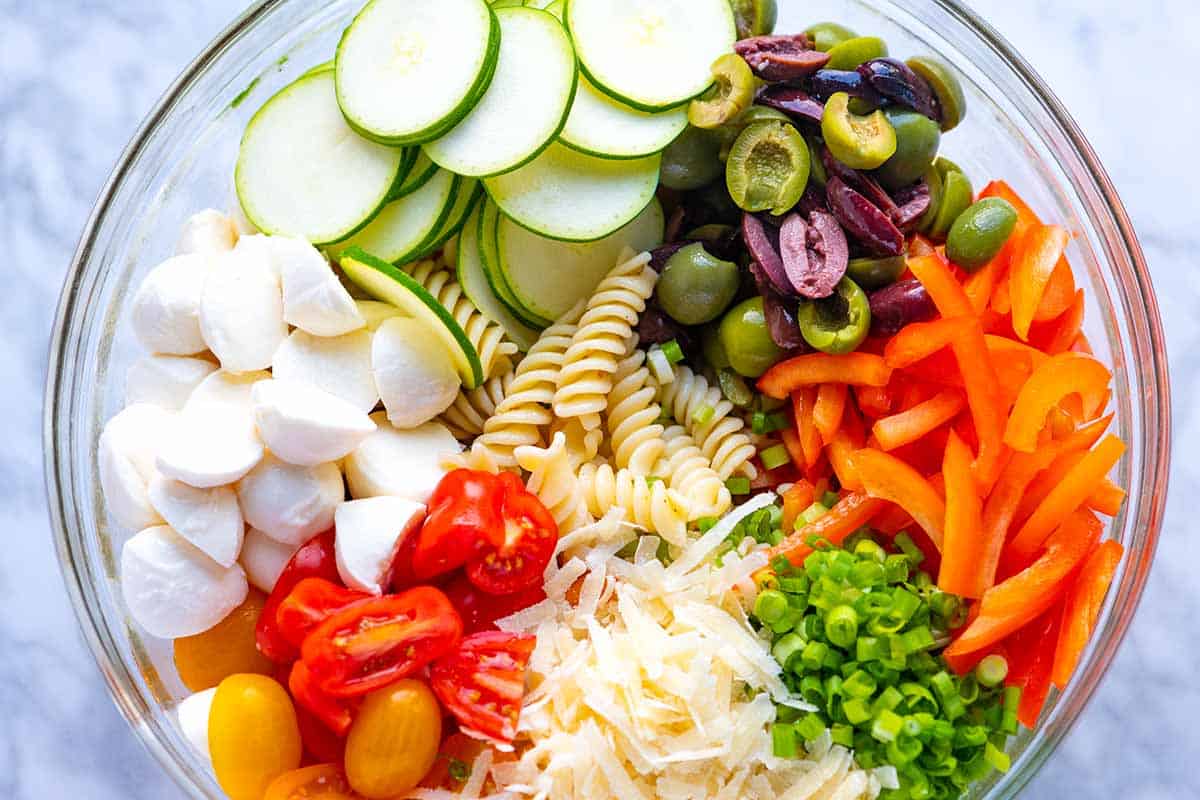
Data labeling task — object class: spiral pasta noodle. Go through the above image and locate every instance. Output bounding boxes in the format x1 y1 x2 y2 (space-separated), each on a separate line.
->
657 364 758 480
441 442 502 475
515 432 592 534
552 250 657 433
655 425 732 519
440 372 513 440
577 461 691 546
604 349 665 476
407 259 518 380
549 416 603 467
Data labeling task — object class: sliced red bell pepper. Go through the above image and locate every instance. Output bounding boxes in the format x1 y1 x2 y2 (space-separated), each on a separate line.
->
1051 540 1124 688
1036 289 1085 355
827 403 866 492
1003 353 1112 452
779 428 807 473
1033 256 1076 322
850 448 946 550
758 352 893 398
938 431 987 598
872 389 965 452
977 446 1059 591
760 491 889 572
884 316 974 369
963 251 1008 315
780 480 817 533
979 180 1042 230
854 385 895 419
1009 224 1070 340
906 253 974 318
812 383 848 444
1012 608 1063 729
949 318 1008 487
1086 479 1126 516
792 388 822 469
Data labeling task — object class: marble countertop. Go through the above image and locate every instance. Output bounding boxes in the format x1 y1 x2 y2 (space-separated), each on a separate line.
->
2 0 1197 797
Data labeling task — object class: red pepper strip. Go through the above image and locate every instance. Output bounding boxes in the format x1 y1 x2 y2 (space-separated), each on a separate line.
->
1003 353 1112 452
872 503 915 536
944 640 1010 677
759 492 889 572
949 319 1008 487
979 180 1042 230
938 431 988 598
963 250 1008 315
1037 289 1086 355
1007 435 1125 562
1033 257 1076 322
1013 608 1063 729
1051 540 1124 688
850 448 946 550
1086 479 1126 517
909 234 938 257
780 480 817 533
945 509 1100 658
1056 412 1113 450
827 404 866 492
991 277 1012 314
758 352 893 398
779 428 807 473
812 383 847 444
907 253 974 318
1071 333 1093 354
1010 224 1070 341
872 389 965 452
978 446 1058 590
792 388 822 469
884 316 974 369
854 385 894 419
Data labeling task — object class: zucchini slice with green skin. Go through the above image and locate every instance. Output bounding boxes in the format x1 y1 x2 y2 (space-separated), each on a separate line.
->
496 197 664 321
390 150 439 200
235 70 407 244
478 201 551 328
300 60 335 78
457 207 541 350
331 169 458 264
340 247 485 388
560 75 689 160
483 141 661 242
424 7 577 177
335 0 500 145
411 179 484 261
567 0 736 112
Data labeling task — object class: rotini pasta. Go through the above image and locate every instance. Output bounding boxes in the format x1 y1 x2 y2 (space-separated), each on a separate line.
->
605 349 665 476
440 442 503 475
407 259 518 380
440 372 513 440
552 250 657 433
577 461 691 546
655 425 732 519
515 432 592 534
548 416 603 466
657 364 758 480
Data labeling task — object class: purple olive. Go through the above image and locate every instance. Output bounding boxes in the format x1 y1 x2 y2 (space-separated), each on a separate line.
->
741 213 795 297
805 209 851 292
857 58 940 121
809 69 884 106
826 176 905 257
649 242 689 272
749 261 810 351
869 279 938 336
734 35 830 82
820 147 898 216
755 86 825 124
889 181 933 232
638 304 694 350
663 205 686 243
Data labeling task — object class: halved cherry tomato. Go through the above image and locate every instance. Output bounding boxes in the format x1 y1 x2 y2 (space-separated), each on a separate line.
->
442 572 547 635
412 470 504 580
295 704 347 764
385 529 421 593
302 586 463 697
264 764 359 800
277 578 372 651
289 661 356 737
259 531 341 663
466 472 558 596
430 631 535 746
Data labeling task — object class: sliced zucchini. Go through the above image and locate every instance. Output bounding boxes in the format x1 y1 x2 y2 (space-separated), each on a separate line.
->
496 197 664 321
331 169 458 263
483 141 661 242
335 0 500 145
424 8 576 177
457 208 541 350
478 201 552 328
390 150 439 200
235 70 407 244
560 75 689 159
300 60 335 77
567 0 736 111
411 179 484 261
340 247 484 388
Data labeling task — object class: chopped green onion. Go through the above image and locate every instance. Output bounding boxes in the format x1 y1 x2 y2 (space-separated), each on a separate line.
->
826 605 859 648
830 724 855 748
796 713 827 742
871 709 904 743
646 347 675 384
771 722 798 758
821 491 841 508
844 697 873 725
661 339 685 364
894 532 925 564
752 410 793 435
842 669 877 699
984 741 1011 773
976 654 1009 688
760 443 792 471
448 758 470 783
726 476 751 495
695 516 719 533
801 640 830 671
691 404 715 426
772 633 806 670
754 589 789 625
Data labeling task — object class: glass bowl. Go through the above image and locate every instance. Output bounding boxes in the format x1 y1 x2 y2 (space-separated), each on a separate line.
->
45 0 1170 797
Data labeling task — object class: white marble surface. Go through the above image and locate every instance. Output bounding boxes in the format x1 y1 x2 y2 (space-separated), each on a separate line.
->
2 0 1198 797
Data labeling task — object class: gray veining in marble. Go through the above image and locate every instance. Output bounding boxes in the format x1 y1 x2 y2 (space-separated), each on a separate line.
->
2 0 1198 797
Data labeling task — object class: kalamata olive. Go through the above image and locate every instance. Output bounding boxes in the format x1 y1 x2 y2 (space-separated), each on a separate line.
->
890 181 932 231
858 58 940 121
649 242 689 271
778 210 850 298
907 56 967 131
820 147 898 215
755 86 825 125
638 304 694 350
742 213 793 296
682 179 743 229
809 69 884 107
826 176 905 256
734 34 830 82
748 261 810 351
869 278 937 336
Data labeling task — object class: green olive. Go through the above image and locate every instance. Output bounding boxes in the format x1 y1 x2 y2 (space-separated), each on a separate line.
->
731 0 778 39
804 21 858 52
718 368 755 408
702 324 731 370
719 297 786 378
934 156 964 181
928 169 974 240
684 223 737 243
657 243 741 325
825 36 888 71
821 92 896 171
797 278 871 355
806 136 828 187
726 120 810 216
715 105 791 160
846 255 906 289
875 109 941 190
917 164 944 233
945 198 1018 271
906 56 967 131
661 126 725 190
689 54 756 130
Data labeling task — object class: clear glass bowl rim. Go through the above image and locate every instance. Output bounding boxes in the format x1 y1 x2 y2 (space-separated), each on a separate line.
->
43 0 1171 797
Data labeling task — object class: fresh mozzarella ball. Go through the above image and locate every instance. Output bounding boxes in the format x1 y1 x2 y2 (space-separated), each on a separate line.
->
156 405 264 488
240 527 299 593
199 240 286 373
130 254 210 355
125 355 217 411
147 476 244 567
236 453 343 546
344 413 459 504
356 300 401 332
334 497 427 594
252 379 376 467
272 237 364 337
373 317 461 429
185 369 271 414
98 404 175 531
175 688 217 765
121 525 248 639
176 209 237 257
272 329 378 413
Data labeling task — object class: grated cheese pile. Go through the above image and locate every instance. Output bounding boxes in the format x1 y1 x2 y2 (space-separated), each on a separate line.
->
484 504 882 800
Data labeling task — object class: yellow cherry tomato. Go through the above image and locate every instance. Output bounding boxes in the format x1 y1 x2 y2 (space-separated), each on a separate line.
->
264 764 360 800
209 674 302 800
174 589 274 692
345 679 442 799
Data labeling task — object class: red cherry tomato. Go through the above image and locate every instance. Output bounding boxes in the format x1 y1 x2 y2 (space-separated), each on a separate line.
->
412 470 504 580
257 531 341 663
288 660 355 738
466 473 558 596
430 631 535 747
442 573 546 635
302 586 463 698
276 578 371 650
